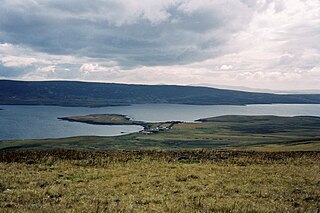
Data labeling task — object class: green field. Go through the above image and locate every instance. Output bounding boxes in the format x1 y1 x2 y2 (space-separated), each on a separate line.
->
1 115 320 151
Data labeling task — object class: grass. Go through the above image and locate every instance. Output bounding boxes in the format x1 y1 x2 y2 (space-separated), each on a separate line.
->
0 150 319 212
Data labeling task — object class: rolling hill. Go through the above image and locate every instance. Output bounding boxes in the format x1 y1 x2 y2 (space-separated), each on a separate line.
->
0 80 320 107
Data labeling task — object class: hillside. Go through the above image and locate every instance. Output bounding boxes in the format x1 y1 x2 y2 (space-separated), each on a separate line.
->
1 80 320 107
0 150 319 212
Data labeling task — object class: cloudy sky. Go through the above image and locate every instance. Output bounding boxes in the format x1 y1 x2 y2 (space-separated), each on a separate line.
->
0 0 319 91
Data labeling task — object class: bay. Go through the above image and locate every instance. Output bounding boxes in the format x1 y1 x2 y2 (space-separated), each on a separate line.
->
1 104 320 140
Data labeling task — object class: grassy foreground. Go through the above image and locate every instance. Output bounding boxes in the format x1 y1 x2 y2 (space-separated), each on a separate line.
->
0 150 319 212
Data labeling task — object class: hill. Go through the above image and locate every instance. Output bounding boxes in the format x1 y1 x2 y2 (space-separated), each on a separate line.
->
0 80 320 107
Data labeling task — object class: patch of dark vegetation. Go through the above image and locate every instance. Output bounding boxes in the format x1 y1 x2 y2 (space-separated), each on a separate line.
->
197 115 320 134
0 149 319 165
0 184 12 192
158 140 231 148
228 125 286 134
0 144 42 151
197 115 320 123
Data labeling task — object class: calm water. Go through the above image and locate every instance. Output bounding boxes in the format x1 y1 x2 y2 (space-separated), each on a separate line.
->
1 104 320 140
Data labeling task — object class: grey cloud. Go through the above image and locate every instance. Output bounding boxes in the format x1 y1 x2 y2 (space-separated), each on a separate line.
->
0 0 254 67
1 0 318 91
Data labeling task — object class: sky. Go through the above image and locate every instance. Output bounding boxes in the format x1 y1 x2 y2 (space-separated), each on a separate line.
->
0 0 319 91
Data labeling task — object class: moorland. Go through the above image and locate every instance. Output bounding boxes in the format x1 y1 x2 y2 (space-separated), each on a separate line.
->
0 150 319 212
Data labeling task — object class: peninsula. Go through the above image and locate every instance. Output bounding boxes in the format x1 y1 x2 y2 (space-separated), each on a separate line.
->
58 114 181 134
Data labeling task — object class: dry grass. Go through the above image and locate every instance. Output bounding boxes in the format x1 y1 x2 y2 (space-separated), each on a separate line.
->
0 150 319 212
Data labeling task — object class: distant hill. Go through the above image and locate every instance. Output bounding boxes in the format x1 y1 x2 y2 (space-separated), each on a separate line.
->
0 80 320 107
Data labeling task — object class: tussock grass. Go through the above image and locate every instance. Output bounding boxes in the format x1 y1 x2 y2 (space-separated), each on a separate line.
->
0 150 319 212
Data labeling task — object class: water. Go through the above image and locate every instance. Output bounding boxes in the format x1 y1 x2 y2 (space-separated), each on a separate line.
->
1 104 320 140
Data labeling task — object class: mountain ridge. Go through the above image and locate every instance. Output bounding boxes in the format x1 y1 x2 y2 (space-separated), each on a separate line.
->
1 80 320 107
